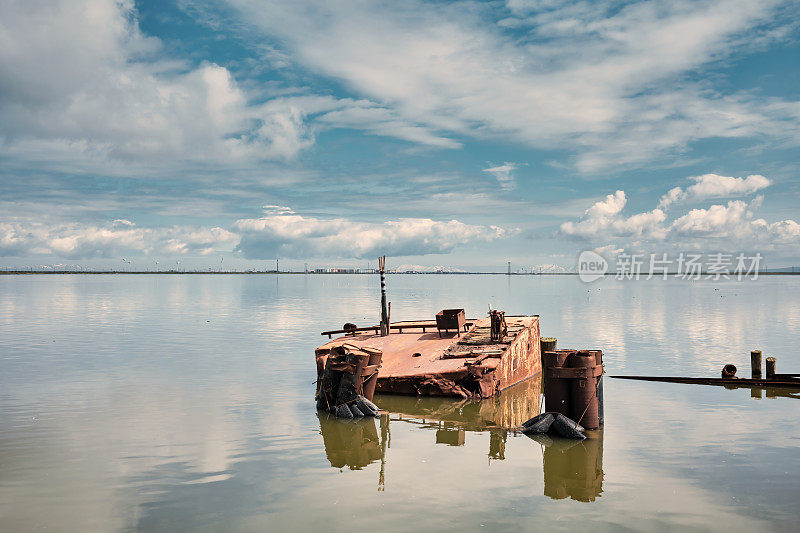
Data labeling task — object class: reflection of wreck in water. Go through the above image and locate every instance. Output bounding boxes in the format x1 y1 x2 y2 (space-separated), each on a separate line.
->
379 375 541 462
379 375 542 431
317 376 605 499
317 378 542 484
318 413 384 471
317 412 391 490
752 386 800 399
530 430 605 502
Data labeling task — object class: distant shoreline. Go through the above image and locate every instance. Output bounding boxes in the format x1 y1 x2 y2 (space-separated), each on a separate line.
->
2 271 799 276
0 270 556 275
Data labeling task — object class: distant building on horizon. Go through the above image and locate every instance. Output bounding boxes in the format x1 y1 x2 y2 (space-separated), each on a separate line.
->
312 267 377 274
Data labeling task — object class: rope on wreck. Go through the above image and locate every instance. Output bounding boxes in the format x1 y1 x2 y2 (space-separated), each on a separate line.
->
576 371 604 427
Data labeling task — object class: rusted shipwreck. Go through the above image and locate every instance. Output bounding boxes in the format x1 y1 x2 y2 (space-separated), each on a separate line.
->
316 313 542 399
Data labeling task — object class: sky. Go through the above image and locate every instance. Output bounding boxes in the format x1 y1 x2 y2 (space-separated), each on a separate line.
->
1 0 799 271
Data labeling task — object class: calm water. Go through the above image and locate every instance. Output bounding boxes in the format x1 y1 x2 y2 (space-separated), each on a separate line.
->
2 274 799 531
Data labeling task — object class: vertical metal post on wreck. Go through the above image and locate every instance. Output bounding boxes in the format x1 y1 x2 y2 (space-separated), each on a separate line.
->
379 256 389 336
751 350 762 379
541 337 557 353
766 357 776 379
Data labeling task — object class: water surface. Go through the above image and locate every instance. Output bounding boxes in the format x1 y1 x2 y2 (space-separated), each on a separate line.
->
1 274 799 531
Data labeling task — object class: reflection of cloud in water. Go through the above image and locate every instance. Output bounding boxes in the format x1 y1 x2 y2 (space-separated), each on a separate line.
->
3 275 800 530
312 383 773 531
535 277 800 379
0 381 269 531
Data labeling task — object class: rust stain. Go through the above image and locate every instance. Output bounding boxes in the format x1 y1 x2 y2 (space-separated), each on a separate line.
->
316 316 541 399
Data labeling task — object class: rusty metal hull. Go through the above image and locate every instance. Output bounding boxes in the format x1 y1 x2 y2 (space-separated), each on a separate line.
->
316 316 541 399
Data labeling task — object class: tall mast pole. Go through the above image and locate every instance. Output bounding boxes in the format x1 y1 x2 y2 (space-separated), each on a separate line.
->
379 256 388 336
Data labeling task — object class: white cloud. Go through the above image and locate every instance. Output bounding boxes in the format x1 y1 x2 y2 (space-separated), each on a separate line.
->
659 173 772 208
593 245 624 257
254 94 461 153
0 205 514 261
0 0 456 173
560 190 628 237
671 200 754 236
0 0 301 163
314 98 461 149
586 190 627 218
219 0 800 171
0 220 238 259
667 195 800 246
658 187 686 209
232 209 511 259
559 174 800 252
261 205 295 215
4 0 798 176
611 209 667 238
482 162 522 190
754 218 800 243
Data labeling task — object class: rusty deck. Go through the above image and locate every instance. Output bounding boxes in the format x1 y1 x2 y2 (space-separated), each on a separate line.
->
316 316 541 399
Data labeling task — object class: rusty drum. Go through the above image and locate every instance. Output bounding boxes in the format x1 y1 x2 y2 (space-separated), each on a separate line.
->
569 350 600 430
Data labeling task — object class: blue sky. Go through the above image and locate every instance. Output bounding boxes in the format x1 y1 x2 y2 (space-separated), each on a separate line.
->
1 0 799 271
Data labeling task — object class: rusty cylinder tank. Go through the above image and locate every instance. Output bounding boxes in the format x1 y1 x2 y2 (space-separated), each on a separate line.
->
543 350 571 417
569 350 600 430
361 348 383 401
589 350 604 426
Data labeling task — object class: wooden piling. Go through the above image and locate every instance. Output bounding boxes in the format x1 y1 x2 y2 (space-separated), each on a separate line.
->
766 357 776 380
541 337 557 353
751 350 762 379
